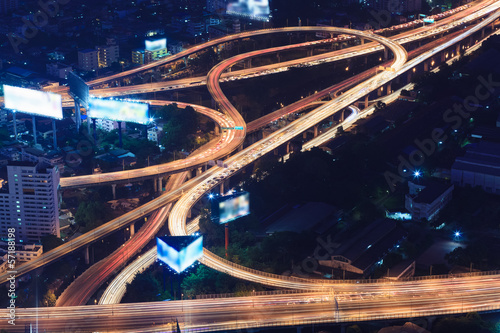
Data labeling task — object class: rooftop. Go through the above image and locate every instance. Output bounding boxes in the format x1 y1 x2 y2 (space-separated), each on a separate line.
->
335 219 407 272
452 141 500 177
410 180 453 204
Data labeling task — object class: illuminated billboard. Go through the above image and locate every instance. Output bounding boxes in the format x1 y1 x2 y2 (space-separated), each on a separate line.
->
88 97 149 124
145 38 167 51
211 192 250 224
156 235 203 273
226 0 270 21
68 72 89 106
3 85 63 119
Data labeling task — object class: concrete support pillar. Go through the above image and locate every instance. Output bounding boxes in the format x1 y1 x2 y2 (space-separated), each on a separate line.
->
32 115 37 146
303 132 307 139
84 246 90 265
276 53 281 62
74 100 81 132
424 61 429 72
154 177 158 192
364 95 369 109
481 28 485 39
313 125 319 138
52 119 57 150
307 48 313 57
187 209 192 219
196 167 202 176
286 142 290 154
377 86 383 97
87 115 91 136
215 125 220 135
340 110 345 122
12 111 17 140
219 182 224 195
360 38 365 45
387 82 392 95
469 35 473 47
245 58 252 68
441 52 446 63
130 223 135 237
364 56 368 65
384 47 389 61
112 184 117 200
158 177 162 192
456 43 461 56
407 71 413 83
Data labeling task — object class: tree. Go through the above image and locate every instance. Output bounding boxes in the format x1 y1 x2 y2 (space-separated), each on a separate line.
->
346 325 363 333
43 290 57 307
433 312 492 333
122 271 169 303
74 201 108 231
41 234 64 252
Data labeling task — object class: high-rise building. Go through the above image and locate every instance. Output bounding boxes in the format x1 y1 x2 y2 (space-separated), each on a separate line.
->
0 162 60 243
132 49 145 65
0 0 19 13
78 49 99 72
97 44 119 68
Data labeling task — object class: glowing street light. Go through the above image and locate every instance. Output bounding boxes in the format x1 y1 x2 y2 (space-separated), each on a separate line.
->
413 170 421 178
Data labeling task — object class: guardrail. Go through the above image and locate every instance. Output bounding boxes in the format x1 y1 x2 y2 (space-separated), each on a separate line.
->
160 304 500 333
203 248 500 287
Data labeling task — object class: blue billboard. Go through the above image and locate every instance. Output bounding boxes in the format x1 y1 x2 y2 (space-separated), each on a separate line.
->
68 72 89 106
226 0 270 21
211 192 250 224
88 97 149 124
156 235 203 273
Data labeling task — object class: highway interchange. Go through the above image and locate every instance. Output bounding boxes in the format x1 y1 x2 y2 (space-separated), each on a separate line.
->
2 0 500 331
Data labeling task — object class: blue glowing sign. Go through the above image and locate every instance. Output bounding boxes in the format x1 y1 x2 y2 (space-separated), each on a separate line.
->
88 97 149 124
211 192 250 224
226 0 270 21
156 235 203 273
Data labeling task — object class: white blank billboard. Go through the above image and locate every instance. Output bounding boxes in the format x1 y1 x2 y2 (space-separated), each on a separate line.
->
3 85 63 119
88 97 149 124
145 39 167 51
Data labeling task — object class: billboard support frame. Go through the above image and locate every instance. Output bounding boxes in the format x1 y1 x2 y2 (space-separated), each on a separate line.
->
32 115 37 146
13 112 17 141
52 119 57 150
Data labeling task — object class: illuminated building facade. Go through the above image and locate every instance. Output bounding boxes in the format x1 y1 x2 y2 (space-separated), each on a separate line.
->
0 162 60 243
